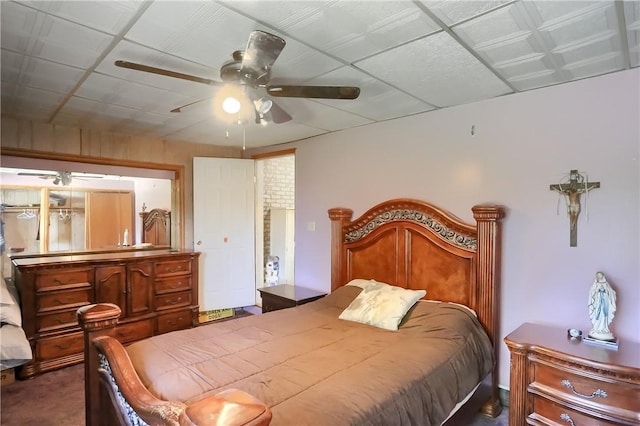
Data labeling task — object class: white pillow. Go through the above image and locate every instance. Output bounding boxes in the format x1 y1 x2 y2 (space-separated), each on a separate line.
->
0 280 16 306
339 280 426 331
0 302 21 327
0 323 32 369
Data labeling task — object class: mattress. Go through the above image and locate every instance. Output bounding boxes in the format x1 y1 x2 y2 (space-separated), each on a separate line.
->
1 278 32 370
126 285 494 426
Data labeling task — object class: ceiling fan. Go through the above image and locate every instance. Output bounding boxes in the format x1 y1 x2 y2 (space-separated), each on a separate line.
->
115 30 361 124
17 171 104 186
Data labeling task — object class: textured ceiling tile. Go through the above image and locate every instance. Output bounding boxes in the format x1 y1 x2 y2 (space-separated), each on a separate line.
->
419 0 511 25
15 56 85 93
282 1 441 62
537 2 617 48
625 1 640 67
308 66 434 120
124 1 257 67
18 0 144 34
76 73 195 114
356 32 512 107
4 85 65 120
269 98 372 131
221 1 441 63
1 2 113 69
269 38 344 82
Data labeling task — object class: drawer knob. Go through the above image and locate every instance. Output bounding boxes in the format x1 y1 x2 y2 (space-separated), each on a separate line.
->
561 379 608 399
560 413 575 425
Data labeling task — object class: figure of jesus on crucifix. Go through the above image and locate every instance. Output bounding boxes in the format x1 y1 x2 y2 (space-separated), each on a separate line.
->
550 170 600 247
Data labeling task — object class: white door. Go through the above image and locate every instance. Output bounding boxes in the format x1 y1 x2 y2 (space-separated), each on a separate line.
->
193 157 255 311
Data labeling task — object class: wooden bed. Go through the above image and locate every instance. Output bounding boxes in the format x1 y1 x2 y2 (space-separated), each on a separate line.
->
78 198 505 426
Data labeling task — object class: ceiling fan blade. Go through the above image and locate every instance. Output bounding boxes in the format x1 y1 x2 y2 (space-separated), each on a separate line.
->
240 31 286 85
115 60 221 87
269 101 292 124
17 172 56 178
170 98 211 113
266 85 360 100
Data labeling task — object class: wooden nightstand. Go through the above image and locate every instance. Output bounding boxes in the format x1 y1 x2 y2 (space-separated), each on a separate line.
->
504 322 640 426
257 284 326 313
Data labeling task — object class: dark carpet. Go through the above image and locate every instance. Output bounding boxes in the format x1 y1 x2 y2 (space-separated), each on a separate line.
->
1 363 84 425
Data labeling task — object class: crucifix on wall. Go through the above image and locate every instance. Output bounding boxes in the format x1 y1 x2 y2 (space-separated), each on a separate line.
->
550 170 600 247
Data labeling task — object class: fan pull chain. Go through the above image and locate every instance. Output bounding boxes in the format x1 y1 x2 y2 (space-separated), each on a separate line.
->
242 127 246 151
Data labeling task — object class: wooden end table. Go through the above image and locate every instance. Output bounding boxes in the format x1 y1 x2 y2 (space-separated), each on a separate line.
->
257 284 326 313
504 322 640 425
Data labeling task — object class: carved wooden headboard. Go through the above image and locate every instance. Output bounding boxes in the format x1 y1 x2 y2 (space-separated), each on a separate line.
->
139 208 171 246
328 198 505 416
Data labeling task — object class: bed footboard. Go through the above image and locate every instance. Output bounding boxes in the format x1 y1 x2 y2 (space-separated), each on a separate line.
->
77 304 272 426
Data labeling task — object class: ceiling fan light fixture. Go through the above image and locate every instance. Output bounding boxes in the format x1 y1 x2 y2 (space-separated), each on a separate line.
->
253 98 273 115
222 96 242 114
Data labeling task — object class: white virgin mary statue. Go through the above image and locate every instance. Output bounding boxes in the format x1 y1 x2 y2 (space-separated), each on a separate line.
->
588 272 617 341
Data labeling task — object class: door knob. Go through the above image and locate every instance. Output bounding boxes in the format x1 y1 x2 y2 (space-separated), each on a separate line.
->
196 240 202 245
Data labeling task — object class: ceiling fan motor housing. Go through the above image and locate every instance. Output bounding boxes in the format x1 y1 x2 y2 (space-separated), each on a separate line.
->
220 51 271 87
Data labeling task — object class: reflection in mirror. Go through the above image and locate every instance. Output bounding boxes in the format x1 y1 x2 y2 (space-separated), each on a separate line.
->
48 189 86 252
0 166 172 278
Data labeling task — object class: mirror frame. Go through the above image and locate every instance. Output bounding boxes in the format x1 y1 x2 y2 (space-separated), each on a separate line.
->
1 147 185 249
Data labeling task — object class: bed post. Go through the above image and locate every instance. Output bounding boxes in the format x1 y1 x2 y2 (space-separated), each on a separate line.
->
472 204 506 418
328 208 353 291
77 303 121 426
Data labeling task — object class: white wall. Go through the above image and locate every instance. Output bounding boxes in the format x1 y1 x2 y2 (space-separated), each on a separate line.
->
266 68 639 390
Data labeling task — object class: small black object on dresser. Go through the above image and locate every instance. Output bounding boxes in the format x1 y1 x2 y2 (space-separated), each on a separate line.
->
257 284 326 313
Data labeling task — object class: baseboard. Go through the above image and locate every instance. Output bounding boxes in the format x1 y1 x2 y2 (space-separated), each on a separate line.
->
498 386 509 408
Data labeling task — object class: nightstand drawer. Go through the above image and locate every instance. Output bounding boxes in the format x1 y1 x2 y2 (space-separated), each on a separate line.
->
532 359 640 416
531 395 620 426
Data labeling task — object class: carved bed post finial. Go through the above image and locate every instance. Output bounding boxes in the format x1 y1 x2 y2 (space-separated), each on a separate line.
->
328 208 353 291
472 204 506 418
77 304 121 426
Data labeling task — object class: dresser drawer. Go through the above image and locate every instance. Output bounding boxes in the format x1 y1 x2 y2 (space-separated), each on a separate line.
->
37 308 85 332
37 332 84 361
156 309 193 334
530 395 620 426
156 291 191 311
37 288 92 312
532 360 640 418
114 320 154 344
36 268 92 290
155 276 192 294
154 259 191 277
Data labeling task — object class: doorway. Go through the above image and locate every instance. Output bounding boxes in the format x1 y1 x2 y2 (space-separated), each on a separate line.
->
254 153 295 307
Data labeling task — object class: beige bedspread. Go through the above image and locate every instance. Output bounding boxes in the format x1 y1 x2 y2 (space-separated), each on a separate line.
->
126 286 494 426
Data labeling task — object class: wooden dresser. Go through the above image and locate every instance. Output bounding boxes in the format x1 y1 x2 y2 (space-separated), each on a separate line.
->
12 249 200 379
504 323 640 426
